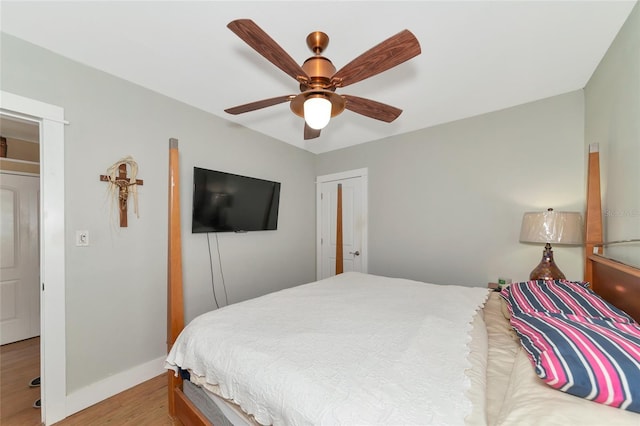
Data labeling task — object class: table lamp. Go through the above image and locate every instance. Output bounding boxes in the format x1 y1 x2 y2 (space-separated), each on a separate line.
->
519 208 583 280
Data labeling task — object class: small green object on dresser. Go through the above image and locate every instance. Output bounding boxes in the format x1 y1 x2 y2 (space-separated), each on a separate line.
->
498 277 512 291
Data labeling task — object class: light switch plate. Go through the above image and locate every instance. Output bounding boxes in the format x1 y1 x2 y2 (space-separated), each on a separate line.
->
75 230 89 246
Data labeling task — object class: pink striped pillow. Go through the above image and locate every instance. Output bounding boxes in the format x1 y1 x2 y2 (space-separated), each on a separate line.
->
501 280 633 323
510 311 640 412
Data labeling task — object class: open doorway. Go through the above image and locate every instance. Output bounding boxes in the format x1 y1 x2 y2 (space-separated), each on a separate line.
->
1 91 67 426
0 116 41 422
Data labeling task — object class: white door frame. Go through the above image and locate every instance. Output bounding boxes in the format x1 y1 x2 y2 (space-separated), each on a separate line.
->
316 168 368 281
1 91 67 425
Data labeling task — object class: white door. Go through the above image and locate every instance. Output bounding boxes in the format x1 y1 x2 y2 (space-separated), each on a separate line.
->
0 172 40 345
317 169 368 280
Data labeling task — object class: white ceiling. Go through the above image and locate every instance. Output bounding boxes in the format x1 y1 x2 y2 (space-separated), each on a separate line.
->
1 1 636 154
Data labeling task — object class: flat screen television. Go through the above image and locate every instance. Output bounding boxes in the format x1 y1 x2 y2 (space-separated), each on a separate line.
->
192 167 281 233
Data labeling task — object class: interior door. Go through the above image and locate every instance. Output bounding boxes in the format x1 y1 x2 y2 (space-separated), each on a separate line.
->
0 172 40 345
319 174 366 280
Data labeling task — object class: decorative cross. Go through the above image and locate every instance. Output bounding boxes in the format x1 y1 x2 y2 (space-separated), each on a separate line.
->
99 164 143 227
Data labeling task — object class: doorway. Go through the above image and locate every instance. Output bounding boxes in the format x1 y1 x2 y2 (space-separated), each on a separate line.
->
316 169 368 280
0 91 67 426
1 122 41 345
0 118 41 423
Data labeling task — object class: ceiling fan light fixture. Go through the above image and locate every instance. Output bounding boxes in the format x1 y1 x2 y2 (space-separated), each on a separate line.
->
304 96 332 130
225 20 421 139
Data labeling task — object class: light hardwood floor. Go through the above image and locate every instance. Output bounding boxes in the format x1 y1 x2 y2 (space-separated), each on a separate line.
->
1 337 41 425
1 338 181 425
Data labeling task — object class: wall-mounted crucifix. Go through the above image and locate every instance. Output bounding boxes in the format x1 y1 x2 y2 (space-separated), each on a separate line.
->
100 159 143 227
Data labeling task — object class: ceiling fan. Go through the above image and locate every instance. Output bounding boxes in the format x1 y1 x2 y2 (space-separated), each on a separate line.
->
224 19 421 140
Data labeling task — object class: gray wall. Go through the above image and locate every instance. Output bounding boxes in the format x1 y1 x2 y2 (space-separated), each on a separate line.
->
585 1 640 265
1 34 316 393
316 91 586 286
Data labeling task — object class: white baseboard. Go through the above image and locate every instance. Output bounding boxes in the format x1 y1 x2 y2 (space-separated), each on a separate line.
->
65 355 166 417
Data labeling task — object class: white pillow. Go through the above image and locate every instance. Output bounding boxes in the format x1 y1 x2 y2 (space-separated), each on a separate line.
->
495 348 640 425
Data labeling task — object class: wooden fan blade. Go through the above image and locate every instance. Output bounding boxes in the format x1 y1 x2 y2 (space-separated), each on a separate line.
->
228 19 309 83
332 30 421 88
304 123 321 140
343 95 402 123
225 95 293 115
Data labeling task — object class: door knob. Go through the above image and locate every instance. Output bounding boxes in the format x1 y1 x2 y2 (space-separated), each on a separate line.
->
349 251 360 256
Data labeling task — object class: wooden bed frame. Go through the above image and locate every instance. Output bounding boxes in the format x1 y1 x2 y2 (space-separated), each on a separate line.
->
166 140 640 425
583 144 640 322
167 139 213 426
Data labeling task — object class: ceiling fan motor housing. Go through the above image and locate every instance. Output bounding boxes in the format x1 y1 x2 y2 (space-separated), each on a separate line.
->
300 56 335 91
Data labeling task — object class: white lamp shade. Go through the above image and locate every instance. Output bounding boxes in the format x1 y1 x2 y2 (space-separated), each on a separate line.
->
520 210 584 245
304 97 332 130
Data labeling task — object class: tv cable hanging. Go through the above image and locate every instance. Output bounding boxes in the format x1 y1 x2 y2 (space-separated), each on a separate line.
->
207 232 229 308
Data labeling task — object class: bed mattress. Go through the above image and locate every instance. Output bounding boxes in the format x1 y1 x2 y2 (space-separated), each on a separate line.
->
168 276 640 425
167 272 491 425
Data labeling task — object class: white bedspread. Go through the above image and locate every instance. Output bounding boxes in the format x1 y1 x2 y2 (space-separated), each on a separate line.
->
165 272 490 425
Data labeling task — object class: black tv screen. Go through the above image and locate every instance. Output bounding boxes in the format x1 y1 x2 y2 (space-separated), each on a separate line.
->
192 167 281 233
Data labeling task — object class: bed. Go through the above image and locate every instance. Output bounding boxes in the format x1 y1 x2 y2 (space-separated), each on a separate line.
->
165 140 640 425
